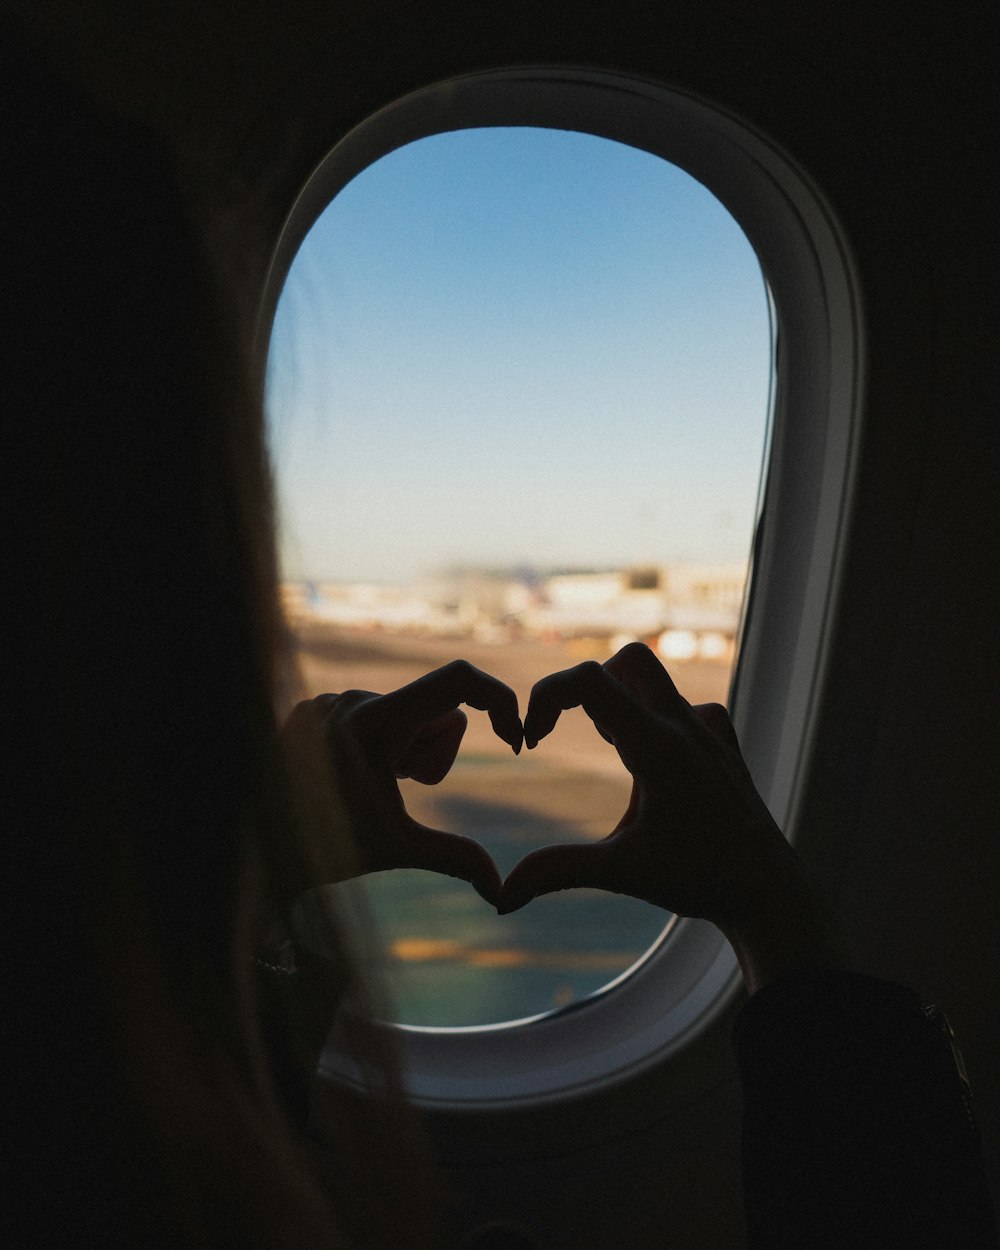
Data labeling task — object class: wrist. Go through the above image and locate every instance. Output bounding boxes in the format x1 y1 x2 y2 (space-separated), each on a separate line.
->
715 838 838 996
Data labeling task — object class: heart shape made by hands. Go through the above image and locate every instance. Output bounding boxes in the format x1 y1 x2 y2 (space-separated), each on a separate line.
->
297 647 765 923
296 658 615 908
396 698 635 911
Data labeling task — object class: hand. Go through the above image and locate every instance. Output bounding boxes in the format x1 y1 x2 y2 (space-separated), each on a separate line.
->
283 660 522 907
499 645 824 979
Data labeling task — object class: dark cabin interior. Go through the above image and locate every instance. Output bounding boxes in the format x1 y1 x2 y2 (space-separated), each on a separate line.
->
9 3 998 1245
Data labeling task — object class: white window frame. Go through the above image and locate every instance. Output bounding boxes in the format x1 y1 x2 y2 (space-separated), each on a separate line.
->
258 67 863 1119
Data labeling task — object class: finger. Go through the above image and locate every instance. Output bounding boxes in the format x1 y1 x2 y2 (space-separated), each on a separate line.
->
609 778 640 835
498 840 613 913
376 660 522 754
395 709 467 784
523 660 647 755
604 642 687 715
691 702 741 751
312 692 342 709
393 824 503 907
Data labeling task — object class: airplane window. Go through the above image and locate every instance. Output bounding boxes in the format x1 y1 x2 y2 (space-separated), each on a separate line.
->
265 127 773 1027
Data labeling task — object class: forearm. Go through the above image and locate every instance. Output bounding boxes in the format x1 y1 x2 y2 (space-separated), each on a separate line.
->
255 893 353 1124
713 829 840 996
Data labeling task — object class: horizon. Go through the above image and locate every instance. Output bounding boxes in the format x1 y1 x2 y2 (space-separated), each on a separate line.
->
283 553 750 589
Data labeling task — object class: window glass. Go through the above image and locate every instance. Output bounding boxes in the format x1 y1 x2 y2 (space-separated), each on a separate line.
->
266 128 771 1026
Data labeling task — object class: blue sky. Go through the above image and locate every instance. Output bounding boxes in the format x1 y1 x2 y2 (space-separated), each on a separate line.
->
266 127 772 583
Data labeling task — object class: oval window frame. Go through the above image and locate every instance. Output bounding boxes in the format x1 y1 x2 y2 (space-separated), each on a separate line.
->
257 66 863 1114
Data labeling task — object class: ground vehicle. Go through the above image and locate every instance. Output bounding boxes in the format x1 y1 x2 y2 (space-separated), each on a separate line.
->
14 3 999 1244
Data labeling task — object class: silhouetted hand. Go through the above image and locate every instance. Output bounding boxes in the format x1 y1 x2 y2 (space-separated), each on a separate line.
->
284 660 522 906
500 644 809 941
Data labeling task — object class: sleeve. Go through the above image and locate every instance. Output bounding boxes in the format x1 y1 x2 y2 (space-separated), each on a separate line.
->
733 969 997 1248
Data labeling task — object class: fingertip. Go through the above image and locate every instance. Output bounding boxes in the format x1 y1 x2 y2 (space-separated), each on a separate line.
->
521 712 551 751
488 707 524 756
497 887 535 915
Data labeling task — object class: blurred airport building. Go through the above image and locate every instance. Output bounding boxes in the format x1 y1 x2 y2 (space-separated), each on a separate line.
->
281 562 747 664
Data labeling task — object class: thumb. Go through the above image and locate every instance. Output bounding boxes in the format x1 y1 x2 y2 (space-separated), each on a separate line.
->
691 702 741 751
395 708 467 784
499 841 612 914
395 823 503 907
